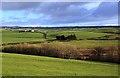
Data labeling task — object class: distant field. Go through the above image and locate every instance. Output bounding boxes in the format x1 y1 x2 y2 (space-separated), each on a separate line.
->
2 29 48 44
2 52 118 76
76 28 119 33
1 28 119 49
48 30 111 39
1 28 118 44
62 40 118 48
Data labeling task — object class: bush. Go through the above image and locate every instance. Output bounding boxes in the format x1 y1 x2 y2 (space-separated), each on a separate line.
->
2 42 79 59
41 42 80 59
2 43 42 55
90 47 104 61
56 34 77 40
2 43 119 63
90 46 119 63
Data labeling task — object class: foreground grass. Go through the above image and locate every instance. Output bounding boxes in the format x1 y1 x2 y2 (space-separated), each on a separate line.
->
2 53 118 76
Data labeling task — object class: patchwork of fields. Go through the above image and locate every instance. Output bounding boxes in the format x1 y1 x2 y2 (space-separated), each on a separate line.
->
1 28 119 48
1 28 119 76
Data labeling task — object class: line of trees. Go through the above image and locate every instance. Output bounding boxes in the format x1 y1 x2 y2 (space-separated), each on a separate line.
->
2 43 119 63
56 34 77 40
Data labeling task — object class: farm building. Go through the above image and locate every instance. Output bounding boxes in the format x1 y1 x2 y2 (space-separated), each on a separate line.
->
19 29 36 32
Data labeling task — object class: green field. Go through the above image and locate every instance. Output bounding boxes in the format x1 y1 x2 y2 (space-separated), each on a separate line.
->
1 28 111 44
1 28 119 76
63 40 118 48
1 28 119 48
2 29 47 44
2 53 118 76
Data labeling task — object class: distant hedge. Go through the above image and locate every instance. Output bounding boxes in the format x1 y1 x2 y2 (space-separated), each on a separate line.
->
56 34 77 40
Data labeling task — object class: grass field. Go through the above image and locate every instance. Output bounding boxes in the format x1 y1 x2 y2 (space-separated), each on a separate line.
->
62 40 118 48
1 28 118 47
1 28 119 76
1 28 113 43
2 29 47 44
2 52 118 76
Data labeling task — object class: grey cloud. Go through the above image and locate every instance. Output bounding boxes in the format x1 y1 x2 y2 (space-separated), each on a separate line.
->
29 2 118 24
2 2 40 10
1 2 118 25
92 2 118 17
31 2 90 22
1 2 87 11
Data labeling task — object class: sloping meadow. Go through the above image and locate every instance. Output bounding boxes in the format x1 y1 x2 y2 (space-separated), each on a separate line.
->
2 42 119 63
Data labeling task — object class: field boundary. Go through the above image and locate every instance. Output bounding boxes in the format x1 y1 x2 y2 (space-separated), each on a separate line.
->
1 76 119 78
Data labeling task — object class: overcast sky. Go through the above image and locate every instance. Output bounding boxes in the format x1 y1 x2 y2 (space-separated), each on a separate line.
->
0 2 118 26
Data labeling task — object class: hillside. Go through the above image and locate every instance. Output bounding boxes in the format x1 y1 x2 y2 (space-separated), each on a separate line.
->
2 53 118 76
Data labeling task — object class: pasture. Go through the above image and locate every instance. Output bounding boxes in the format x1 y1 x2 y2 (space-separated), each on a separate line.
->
63 40 118 48
1 28 119 49
2 53 118 76
2 29 47 44
1 27 119 76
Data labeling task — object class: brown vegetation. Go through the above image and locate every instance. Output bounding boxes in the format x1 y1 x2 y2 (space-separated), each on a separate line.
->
90 46 119 63
2 42 79 59
87 35 120 40
2 43 119 63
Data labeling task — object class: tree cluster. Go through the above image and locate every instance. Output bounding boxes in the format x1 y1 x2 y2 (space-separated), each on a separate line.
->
56 34 77 40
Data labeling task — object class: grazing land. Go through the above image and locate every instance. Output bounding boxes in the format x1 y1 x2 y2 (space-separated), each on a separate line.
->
1 28 119 48
1 27 119 76
2 53 118 76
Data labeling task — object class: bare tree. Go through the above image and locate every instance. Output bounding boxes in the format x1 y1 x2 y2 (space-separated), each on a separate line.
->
40 32 48 39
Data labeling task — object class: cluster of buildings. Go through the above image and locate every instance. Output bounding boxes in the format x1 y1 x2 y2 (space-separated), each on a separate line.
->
19 29 36 33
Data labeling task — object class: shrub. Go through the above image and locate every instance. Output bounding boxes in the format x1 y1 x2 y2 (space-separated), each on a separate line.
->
90 46 119 63
40 42 80 59
2 42 79 59
90 47 104 61
2 43 42 55
2 43 119 63
56 34 77 40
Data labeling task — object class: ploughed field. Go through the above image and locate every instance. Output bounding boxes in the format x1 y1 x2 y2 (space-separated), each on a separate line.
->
1 27 119 76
